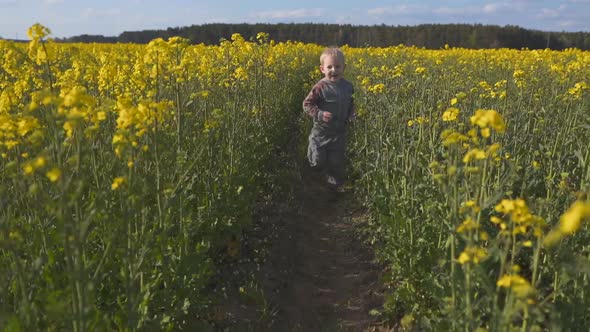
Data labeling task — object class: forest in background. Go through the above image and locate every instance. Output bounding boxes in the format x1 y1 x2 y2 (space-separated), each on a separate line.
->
52 23 590 50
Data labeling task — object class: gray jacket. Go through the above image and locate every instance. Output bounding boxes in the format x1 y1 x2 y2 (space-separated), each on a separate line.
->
303 78 354 137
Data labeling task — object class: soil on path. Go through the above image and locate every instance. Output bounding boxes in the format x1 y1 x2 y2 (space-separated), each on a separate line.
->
219 168 388 331
264 170 386 332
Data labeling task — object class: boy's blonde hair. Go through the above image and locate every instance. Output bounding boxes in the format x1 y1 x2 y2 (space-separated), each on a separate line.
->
320 47 345 65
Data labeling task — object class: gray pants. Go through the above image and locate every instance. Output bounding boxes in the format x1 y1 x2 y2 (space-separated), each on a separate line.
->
307 134 346 184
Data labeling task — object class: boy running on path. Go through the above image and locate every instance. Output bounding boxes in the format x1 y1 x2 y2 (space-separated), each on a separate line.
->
303 47 355 192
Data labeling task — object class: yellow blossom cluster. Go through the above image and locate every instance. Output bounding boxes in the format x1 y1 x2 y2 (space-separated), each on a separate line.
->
58 86 105 138
456 216 478 234
478 79 507 99
457 245 487 265
493 198 546 237
439 109 506 171
455 199 491 266
557 201 590 234
442 107 460 122
407 116 429 127
111 176 127 190
469 109 506 135
567 81 588 100
496 274 533 299
366 83 386 94
544 200 590 246
27 23 52 66
0 113 43 151
112 97 172 158
449 91 468 107
441 129 468 147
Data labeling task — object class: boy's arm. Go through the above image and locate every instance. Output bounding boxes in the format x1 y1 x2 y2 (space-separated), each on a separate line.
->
347 86 356 123
303 84 324 121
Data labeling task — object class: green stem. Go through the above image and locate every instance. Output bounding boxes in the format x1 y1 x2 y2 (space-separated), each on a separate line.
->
465 263 473 331
154 121 163 228
175 80 185 255
41 41 55 92
553 271 559 303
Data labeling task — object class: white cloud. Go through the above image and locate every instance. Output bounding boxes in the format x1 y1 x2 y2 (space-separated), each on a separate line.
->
537 4 569 20
367 5 427 16
538 8 561 19
482 2 514 14
44 0 64 4
250 8 325 20
532 3 590 31
556 20 578 28
363 1 588 32
0 0 17 6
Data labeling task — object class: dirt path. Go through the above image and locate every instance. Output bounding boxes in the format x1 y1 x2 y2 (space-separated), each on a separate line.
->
210 166 388 331
254 169 386 332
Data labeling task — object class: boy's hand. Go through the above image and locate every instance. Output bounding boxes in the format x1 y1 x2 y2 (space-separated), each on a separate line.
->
321 111 333 122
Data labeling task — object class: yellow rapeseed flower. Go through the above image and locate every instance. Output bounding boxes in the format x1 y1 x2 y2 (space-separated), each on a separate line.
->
497 274 533 298
470 109 506 133
368 83 385 94
457 246 487 265
480 231 489 241
111 176 126 190
46 168 61 182
495 199 516 214
490 216 503 224
442 107 459 121
441 129 468 147
559 201 590 235
408 116 429 127
415 67 426 74
486 143 501 157
17 118 39 137
33 156 46 169
459 200 481 214
457 217 479 233
458 251 470 264
462 148 486 163
23 163 34 175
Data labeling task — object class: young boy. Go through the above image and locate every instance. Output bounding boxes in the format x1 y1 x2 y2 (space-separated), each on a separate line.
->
303 47 355 192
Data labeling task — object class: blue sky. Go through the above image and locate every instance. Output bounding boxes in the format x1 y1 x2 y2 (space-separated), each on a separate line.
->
1 0 589 39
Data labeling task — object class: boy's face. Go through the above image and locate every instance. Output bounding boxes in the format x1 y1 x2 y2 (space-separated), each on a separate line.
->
320 55 345 82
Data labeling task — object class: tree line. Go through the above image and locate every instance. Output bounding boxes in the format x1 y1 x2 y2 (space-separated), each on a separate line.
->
54 23 590 50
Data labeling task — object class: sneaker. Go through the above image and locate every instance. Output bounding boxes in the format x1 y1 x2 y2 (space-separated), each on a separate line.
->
325 175 338 186
325 175 346 192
